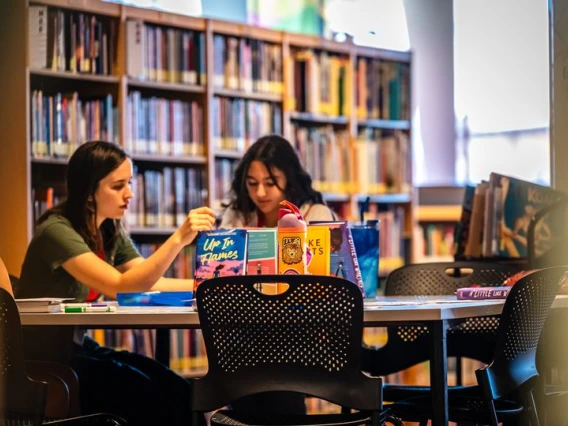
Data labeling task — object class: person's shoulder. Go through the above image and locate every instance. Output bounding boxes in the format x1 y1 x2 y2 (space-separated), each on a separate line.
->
35 214 72 234
220 206 249 228
302 202 335 222
33 214 79 243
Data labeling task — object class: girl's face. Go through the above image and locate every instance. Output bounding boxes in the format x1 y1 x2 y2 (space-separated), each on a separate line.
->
94 159 134 226
245 160 287 217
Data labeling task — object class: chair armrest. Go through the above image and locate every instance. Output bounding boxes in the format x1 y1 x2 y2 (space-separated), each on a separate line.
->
25 360 81 418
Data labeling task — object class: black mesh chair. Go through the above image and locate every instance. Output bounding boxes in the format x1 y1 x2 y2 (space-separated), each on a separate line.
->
388 266 568 426
528 198 568 425
0 288 126 426
361 261 519 401
191 274 400 426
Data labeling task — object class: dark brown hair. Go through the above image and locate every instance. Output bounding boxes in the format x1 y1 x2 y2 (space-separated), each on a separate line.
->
38 141 129 254
225 135 324 223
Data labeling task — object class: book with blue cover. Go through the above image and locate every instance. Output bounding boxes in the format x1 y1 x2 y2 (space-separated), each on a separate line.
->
193 229 248 291
490 173 566 258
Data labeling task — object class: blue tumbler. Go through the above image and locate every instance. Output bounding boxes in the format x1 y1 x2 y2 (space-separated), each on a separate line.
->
351 220 380 298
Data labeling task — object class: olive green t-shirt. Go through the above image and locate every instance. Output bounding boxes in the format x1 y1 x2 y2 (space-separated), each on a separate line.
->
17 214 140 301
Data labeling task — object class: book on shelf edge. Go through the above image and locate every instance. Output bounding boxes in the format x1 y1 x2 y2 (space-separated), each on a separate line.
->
456 286 511 300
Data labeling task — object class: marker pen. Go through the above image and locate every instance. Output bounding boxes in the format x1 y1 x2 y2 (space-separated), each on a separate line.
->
64 306 117 313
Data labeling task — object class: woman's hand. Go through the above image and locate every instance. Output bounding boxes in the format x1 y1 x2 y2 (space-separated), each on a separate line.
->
176 206 216 246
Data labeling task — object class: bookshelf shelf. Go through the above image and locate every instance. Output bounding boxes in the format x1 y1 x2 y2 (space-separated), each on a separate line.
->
358 119 411 130
213 88 282 103
289 112 349 125
355 46 411 63
322 193 350 203
127 78 205 94
127 226 178 236
417 205 461 222
31 157 68 165
123 5 206 30
213 150 243 160
29 68 120 84
357 193 412 204
31 0 121 16
131 154 207 165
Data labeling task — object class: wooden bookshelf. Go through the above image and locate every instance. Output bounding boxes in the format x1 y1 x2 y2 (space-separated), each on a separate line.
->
0 0 416 275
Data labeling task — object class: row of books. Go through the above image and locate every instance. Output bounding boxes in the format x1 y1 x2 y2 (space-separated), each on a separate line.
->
286 49 349 116
126 166 207 229
212 35 283 94
32 185 65 224
292 125 351 193
29 6 117 75
292 125 411 195
454 173 566 260
135 244 194 279
194 223 366 293
355 129 411 195
418 223 455 259
31 91 117 159
125 91 205 157
126 20 206 85
86 328 208 375
355 58 410 121
211 97 282 152
214 159 238 202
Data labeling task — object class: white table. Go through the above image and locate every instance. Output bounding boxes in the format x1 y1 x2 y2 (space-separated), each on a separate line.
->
20 295 568 426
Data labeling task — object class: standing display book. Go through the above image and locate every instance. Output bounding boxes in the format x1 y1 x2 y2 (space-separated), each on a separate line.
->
309 221 365 296
193 229 248 291
489 173 566 258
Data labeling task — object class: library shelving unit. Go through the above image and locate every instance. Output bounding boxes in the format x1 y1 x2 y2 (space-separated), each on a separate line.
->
0 0 414 375
414 185 464 263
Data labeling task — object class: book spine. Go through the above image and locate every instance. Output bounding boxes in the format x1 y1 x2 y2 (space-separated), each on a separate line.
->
456 287 510 300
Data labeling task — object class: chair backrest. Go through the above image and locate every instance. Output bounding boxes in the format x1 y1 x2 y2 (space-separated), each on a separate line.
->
477 266 568 400
362 262 520 376
384 261 519 296
192 274 382 413
0 287 48 426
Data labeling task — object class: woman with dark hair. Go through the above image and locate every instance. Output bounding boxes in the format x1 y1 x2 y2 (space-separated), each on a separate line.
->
220 134 335 228
17 141 215 426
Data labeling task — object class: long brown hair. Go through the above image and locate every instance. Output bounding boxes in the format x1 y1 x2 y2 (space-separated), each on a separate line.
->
38 141 129 254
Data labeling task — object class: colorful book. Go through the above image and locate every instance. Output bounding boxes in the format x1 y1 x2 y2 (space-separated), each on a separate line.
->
246 228 278 275
456 286 511 300
453 184 476 259
193 229 248 292
310 221 365 296
307 224 331 276
489 173 566 258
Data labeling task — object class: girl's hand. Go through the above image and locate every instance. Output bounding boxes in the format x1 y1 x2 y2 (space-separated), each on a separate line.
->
177 206 216 245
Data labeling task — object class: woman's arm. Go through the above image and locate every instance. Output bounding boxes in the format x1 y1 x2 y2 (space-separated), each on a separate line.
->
61 207 214 299
116 257 194 292
0 257 13 296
